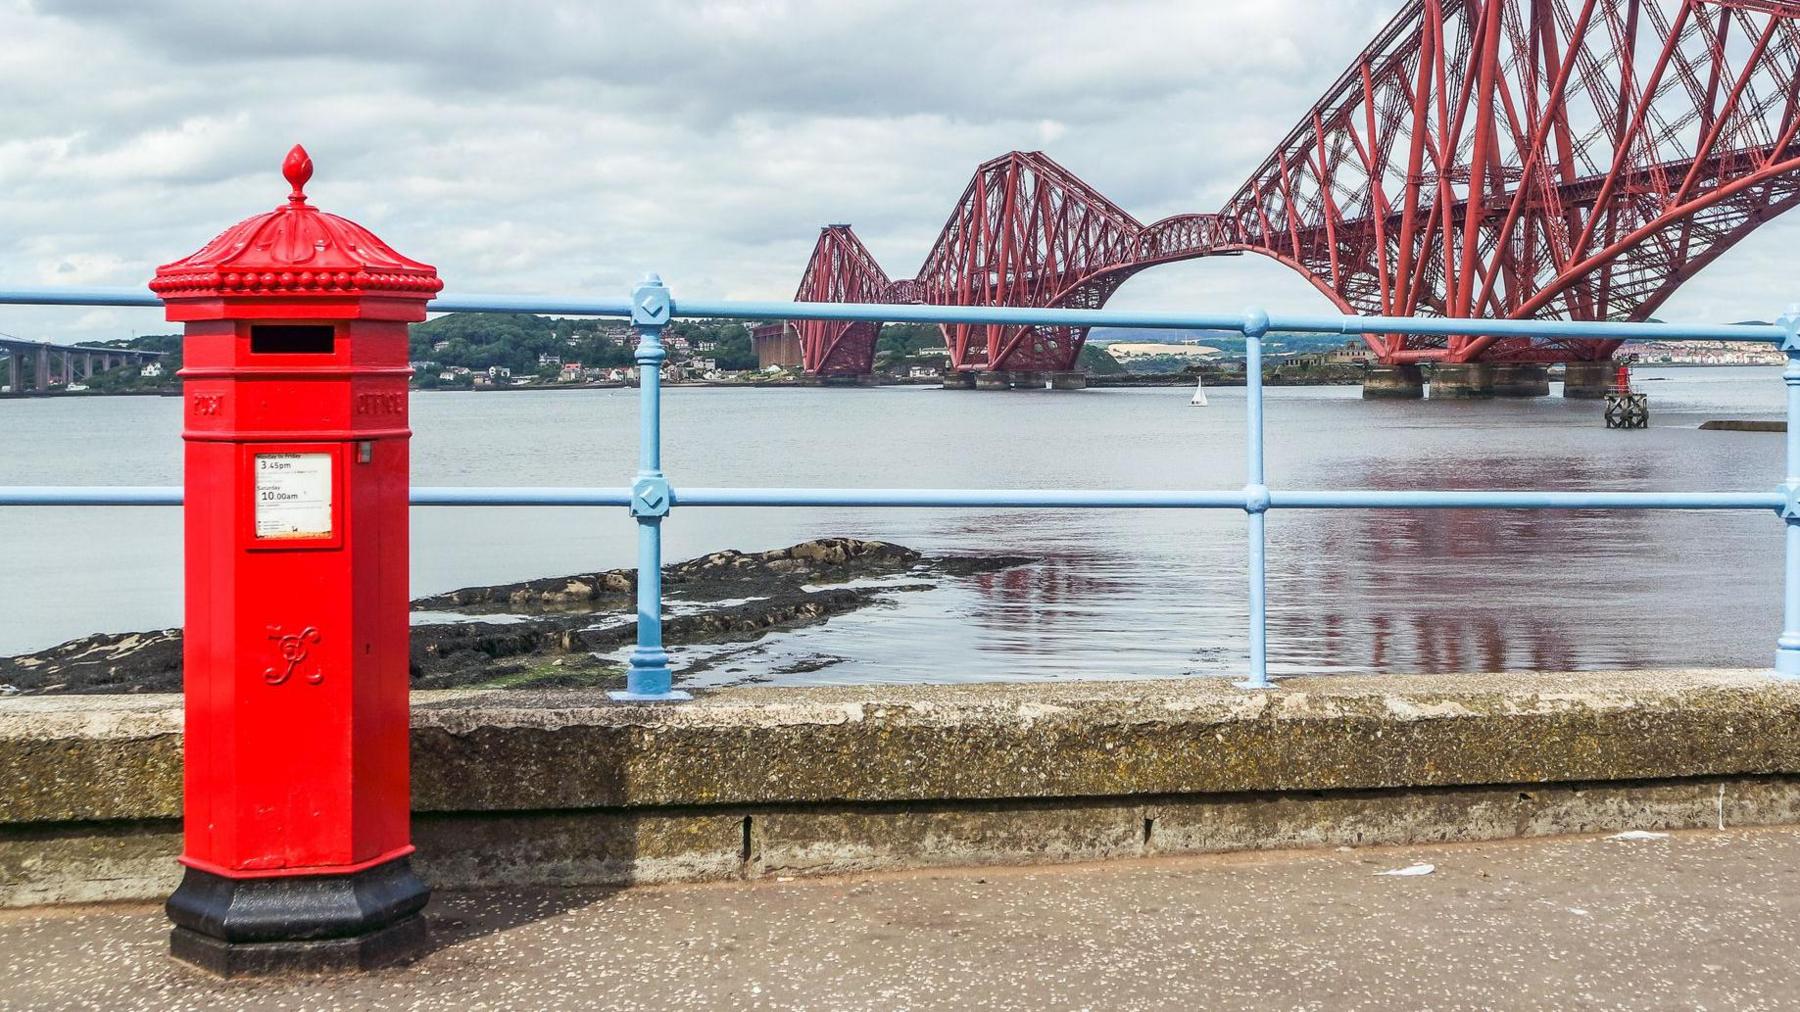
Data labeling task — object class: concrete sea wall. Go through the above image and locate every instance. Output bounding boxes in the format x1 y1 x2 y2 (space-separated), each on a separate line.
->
6 669 1800 906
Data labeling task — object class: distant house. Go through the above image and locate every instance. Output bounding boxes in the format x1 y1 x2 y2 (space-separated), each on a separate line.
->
472 374 493 388
1285 342 1375 369
431 340 450 353
697 341 718 352
908 364 940 380
141 362 165 378
690 357 717 373
488 365 512 380
559 362 584 382
538 353 561 367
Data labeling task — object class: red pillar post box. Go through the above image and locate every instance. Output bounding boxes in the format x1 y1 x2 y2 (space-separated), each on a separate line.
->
149 146 440 976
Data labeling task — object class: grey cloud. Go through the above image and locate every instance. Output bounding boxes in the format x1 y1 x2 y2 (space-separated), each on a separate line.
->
33 0 1362 123
3 0 1793 344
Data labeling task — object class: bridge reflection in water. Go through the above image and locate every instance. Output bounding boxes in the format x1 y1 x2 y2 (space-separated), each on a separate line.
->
902 439 1764 679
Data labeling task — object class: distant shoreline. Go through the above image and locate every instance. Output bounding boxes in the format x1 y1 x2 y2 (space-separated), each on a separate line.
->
0 388 180 400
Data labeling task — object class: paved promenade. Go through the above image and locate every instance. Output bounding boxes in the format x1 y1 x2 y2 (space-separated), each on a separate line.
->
5 826 1799 1010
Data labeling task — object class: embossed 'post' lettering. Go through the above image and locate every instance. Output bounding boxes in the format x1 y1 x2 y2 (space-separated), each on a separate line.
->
354 391 407 416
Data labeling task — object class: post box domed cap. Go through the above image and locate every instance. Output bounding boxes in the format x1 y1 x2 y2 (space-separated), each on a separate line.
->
149 145 442 302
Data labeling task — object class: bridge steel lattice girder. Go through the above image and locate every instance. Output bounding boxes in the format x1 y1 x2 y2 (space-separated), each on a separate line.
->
784 0 1800 374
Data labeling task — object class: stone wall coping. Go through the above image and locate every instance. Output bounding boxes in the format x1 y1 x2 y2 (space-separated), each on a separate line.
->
5 668 1787 735
4 669 1796 824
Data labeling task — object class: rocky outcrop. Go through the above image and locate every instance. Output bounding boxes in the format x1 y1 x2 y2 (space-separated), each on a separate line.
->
0 540 1031 696
413 538 931 611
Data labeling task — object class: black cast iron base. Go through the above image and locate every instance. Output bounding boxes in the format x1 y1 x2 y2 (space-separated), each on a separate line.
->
170 915 428 977
165 857 430 978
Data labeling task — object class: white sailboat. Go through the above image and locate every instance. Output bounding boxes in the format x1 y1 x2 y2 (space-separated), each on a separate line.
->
1189 375 1208 406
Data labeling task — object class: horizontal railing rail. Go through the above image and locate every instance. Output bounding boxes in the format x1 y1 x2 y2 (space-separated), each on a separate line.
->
2 284 1788 343
0 487 1786 512
4 278 1799 695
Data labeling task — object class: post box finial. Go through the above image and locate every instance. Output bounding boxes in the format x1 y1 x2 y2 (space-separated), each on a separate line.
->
282 144 314 206
152 142 440 308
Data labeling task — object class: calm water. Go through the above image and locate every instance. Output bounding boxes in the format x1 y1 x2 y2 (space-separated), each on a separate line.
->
0 368 1786 685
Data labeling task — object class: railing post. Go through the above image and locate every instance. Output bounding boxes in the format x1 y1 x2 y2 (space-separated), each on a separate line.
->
1776 306 1800 679
1236 308 1273 690
613 274 690 702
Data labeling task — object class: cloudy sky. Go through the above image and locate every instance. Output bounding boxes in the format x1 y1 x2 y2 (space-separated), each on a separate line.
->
4 0 1796 344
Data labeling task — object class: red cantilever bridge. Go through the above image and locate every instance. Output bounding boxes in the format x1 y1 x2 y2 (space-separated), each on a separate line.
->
771 0 1800 389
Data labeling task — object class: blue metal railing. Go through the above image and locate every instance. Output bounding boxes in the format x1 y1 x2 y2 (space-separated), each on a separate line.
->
4 279 1799 696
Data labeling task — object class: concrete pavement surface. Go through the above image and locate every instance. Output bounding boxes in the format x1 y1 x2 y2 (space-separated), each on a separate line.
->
5 825 1800 1010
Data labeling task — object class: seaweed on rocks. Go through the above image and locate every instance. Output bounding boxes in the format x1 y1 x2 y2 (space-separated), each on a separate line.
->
411 538 942 611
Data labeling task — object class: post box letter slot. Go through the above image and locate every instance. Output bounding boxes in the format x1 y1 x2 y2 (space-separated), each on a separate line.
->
250 324 335 355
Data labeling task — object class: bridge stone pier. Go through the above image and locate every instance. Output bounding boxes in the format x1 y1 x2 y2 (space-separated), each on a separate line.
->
1492 365 1551 398
1368 361 1609 400
1362 365 1424 399
1562 362 1616 399
1427 364 1491 399
1427 363 1551 400
947 370 1085 390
